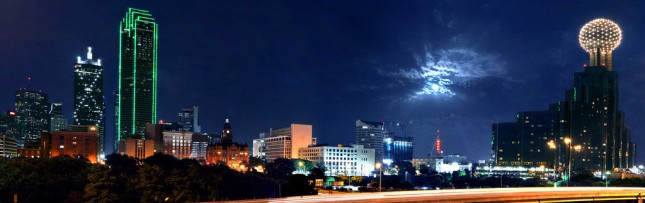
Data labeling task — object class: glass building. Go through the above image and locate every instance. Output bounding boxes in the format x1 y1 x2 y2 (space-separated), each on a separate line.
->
74 47 105 156
178 106 201 133
117 8 159 147
49 102 68 132
15 89 49 146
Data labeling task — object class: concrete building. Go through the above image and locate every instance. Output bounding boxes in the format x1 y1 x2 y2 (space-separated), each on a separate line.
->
0 132 17 158
42 126 99 163
118 138 155 160
163 130 193 160
413 154 472 174
252 124 314 162
206 118 249 170
356 120 386 163
299 144 375 176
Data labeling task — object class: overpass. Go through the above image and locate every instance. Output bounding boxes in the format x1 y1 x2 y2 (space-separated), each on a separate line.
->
222 187 645 203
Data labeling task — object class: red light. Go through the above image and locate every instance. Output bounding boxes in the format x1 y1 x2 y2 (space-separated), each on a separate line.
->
583 64 587 67
602 63 606 66
159 120 164 124
8 112 15 116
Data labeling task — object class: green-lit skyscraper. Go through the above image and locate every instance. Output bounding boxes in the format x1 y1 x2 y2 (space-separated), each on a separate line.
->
117 8 158 149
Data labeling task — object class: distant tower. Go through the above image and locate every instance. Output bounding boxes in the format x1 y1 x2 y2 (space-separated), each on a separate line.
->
74 47 105 156
116 8 159 146
431 129 443 156
221 118 233 143
579 18 622 71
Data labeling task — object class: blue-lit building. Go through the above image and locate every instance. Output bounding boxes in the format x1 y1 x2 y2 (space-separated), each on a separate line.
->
383 122 413 164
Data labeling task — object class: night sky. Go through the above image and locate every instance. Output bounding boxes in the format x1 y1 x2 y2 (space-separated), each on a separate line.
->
1 1 645 162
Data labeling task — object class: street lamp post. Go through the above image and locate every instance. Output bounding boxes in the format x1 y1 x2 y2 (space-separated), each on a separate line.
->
376 162 382 192
548 140 557 186
564 138 572 186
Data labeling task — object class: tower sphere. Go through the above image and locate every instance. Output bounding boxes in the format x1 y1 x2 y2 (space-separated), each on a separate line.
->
579 18 622 53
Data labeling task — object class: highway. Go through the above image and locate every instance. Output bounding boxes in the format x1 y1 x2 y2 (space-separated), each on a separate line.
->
215 187 645 203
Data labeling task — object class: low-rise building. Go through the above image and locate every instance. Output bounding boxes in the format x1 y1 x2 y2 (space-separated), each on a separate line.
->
42 127 99 163
298 144 375 176
119 138 155 160
163 130 193 160
205 118 249 170
0 132 17 158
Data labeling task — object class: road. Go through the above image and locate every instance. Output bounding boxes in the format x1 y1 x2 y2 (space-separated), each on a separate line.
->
214 187 645 203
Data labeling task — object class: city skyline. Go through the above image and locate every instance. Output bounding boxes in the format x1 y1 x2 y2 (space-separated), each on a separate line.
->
2 1 645 162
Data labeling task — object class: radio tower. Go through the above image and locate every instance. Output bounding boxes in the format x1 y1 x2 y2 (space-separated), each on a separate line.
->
430 129 443 157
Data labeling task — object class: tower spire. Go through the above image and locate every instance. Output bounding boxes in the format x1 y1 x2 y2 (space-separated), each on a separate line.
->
87 47 93 60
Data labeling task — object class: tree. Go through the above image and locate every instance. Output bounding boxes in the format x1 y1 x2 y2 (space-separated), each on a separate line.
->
267 158 295 180
84 165 120 203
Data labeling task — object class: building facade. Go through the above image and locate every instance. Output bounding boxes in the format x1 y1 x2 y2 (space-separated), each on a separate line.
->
356 120 386 163
118 138 155 160
298 144 375 176
73 47 105 157
117 8 158 146
15 89 49 146
163 130 193 160
42 126 99 163
252 124 314 162
0 132 17 158
206 118 249 170
49 102 68 132
178 106 201 133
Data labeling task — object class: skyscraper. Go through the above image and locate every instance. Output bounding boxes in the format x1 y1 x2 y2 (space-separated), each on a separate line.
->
15 89 49 146
73 47 105 156
49 102 68 132
117 8 158 147
178 106 201 133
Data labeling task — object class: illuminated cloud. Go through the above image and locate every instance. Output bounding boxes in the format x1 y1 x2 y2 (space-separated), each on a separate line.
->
389 48 508 99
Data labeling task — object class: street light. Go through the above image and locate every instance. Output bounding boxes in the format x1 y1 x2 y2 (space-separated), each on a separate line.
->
375 162 382 192
564 137 572 186
298 161 304 174
547 140 557 186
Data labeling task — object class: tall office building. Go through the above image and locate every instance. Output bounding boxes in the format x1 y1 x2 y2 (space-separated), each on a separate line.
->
492 19 634 173
49 102 68 132
356 120 386 163
15 89 49 146
74 47 105 156
178 106 201 133
116 8 158 148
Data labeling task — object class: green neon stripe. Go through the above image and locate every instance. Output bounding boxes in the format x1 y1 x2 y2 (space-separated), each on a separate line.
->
117 21 122 146
152 23 158 124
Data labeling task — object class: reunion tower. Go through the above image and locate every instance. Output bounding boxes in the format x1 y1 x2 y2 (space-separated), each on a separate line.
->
579 18 622 71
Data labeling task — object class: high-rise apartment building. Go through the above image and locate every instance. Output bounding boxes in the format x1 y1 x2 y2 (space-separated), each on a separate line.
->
15 89 49 146
74 47 105 156
116 8 158 147
178 106 201 133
